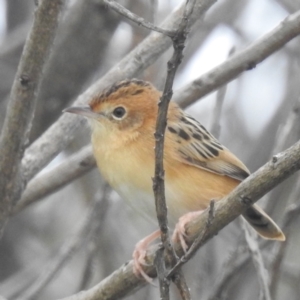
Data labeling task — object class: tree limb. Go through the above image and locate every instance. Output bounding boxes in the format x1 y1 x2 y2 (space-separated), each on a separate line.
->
174 9 300 108
0 0 66 235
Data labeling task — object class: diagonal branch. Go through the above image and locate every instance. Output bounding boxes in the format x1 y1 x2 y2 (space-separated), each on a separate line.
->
241 220 271 300
102 0 174 37
13 145 95 215
174 9 300 108
0 0 66 235
17 187 110 300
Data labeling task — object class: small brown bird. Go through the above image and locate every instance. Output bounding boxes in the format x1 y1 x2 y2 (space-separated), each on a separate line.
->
64 79 285 280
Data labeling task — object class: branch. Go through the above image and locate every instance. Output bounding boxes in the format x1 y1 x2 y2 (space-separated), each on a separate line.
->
17 187 110 300
241 220 271 300
0 0 65 235
102 0 174 37
58 139 300 300
270 197 300 297
174 9 300 108
13 145 95 215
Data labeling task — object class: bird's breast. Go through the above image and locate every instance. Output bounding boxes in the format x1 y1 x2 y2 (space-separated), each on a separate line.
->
92 132 240 226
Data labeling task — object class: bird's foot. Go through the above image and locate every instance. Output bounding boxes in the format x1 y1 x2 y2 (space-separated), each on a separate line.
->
132 230 161 283
172 210 204 252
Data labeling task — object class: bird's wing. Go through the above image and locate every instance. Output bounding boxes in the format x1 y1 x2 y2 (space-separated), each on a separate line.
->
166 109 250 181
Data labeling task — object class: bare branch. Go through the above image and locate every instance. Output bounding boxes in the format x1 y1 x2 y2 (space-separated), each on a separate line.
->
102 0 174 37
174 10 300 108
14 145 95 214
172 273 191 300
0 0 66 235
16 187 110 300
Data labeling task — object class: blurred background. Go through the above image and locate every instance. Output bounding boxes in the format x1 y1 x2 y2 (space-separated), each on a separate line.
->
0 0 300 299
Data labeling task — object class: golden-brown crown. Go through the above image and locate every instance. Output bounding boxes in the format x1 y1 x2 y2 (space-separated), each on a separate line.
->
89 79 156 111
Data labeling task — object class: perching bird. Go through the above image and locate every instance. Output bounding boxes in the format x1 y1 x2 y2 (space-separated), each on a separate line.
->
64 79 285 280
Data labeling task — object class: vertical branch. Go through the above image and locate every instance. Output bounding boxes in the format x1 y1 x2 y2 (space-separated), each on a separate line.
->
152 0 196 298
0 0 65 235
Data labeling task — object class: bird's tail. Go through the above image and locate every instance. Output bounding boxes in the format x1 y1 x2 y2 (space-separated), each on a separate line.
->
242 204 285 241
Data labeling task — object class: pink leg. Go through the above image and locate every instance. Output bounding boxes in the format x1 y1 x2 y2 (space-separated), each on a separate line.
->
172 211 204 252
133 229 161 283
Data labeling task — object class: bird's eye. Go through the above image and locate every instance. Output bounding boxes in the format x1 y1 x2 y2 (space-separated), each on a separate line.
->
112 106 126 120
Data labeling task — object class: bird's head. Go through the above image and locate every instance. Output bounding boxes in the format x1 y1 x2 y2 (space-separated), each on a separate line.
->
63 79 161 136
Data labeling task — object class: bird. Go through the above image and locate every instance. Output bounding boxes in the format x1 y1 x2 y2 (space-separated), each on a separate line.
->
64 79 285 281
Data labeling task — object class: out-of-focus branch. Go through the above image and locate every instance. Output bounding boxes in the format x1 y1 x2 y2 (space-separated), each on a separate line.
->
0 0 65 235
14 145 95 214
58 140 300 300
102 0 174 36
31 0 121 141
241 220 271 300
210 47 234 138
205 246 248 300
270 193 300 298
15 187 110 300
174 10 300 108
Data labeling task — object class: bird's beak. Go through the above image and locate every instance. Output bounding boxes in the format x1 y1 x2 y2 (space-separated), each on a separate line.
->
63 105 100 120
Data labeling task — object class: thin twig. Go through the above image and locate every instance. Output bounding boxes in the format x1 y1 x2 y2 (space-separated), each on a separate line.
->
0 0 66 236
102 0 175 37
241 219 271 300
154 246 170 300
172 272 192 300
16 186 110 300
153 0 196 298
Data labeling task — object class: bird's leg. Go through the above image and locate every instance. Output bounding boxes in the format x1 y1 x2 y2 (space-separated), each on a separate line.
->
133 229 161 282
172 210 204 252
